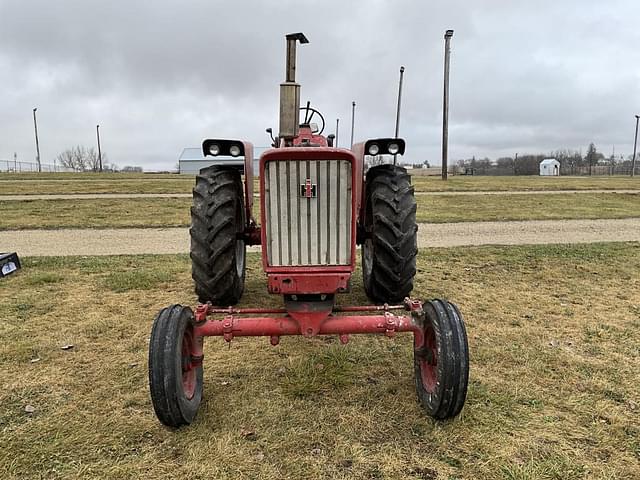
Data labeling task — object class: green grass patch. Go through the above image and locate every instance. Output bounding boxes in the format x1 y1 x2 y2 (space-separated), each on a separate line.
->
2 191 639 229
0 198 190 229
24 272 64 286
416 192 640 223
102 269 176 292
0 243 639 478
410 174 640 192
282 346 358 398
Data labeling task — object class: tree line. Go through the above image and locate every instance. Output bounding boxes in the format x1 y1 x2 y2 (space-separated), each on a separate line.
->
55 145 142 172
455 143 636 175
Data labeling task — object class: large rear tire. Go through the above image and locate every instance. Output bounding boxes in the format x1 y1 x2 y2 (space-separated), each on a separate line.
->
149 305 203 427
362 164 417 303
190 167 246 305
414 299 469 420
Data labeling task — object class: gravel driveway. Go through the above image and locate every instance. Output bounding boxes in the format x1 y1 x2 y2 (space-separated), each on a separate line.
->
2 218 639 256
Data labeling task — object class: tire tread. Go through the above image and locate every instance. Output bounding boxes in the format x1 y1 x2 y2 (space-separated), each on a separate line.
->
362 164 418 303
190 167 245 305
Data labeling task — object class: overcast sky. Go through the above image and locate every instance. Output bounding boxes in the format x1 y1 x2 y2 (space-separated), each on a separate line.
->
1 0 639 170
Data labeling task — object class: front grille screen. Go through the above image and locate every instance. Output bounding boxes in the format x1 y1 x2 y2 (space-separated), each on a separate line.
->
264 159 352 266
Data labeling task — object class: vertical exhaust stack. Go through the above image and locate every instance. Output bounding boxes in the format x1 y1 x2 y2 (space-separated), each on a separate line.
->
279 33 309 143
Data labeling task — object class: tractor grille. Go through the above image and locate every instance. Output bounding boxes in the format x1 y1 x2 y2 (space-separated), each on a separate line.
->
264 159 352 266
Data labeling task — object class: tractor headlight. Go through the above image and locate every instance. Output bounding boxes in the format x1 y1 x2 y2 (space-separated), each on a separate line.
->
368 143 380 156
388 142 400 155
209 143 221 156
229 145 241 157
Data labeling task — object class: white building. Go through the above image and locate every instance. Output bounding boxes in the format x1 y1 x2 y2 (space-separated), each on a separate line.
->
539 158 560 176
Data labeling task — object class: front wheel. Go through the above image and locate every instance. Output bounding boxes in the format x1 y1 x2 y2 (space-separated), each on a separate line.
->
149 305 203 427
414 299 469 420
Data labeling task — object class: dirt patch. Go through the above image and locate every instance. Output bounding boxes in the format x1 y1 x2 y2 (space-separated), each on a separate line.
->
419 218 640 247
2 218 639 256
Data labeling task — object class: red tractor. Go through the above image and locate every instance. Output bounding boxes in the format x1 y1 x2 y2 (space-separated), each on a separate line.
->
149 33 469 427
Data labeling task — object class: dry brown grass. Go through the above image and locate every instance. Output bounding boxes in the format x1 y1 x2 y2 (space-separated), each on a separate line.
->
2 172 639 195
1 244 639 479
0 173 193 195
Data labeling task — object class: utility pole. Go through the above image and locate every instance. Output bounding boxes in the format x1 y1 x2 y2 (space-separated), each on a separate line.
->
14 152 17 172
394 66 405 165
33 107 41 172
350 101 356 148
394 66 405 138
441 30 454 180
335 118 339 148
632 115 639 178
96 124 103 172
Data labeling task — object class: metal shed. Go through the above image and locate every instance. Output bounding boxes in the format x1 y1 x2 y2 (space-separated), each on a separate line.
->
178 147 262 175
539 158 560 176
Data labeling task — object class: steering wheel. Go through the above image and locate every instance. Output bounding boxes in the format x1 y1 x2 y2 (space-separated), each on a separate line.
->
299 104 325 135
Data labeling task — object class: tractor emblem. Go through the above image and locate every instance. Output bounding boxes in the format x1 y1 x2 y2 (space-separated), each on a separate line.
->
300 178 317 198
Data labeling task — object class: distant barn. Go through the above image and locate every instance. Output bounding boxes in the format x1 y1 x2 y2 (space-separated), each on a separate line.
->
178 147 262 175
539 158 560 176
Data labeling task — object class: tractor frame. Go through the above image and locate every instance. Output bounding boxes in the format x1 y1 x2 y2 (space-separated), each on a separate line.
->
149 33 469 428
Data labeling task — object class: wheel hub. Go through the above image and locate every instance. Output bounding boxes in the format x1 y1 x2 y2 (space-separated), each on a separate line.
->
181 328 197 399
418 325 438 392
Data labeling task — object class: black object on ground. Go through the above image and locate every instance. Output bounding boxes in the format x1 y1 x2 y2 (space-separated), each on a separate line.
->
0 252 21 278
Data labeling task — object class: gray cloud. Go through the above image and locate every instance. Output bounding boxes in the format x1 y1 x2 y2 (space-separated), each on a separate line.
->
1 0 639 169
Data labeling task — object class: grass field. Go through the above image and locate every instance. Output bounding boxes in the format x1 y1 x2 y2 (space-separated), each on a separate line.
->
1 244 639 479
1 172 639 195
410 175 640 192
0 177 194 195
0 173 181 181
0 198 189 229
421 192 640 223
2 192 639 229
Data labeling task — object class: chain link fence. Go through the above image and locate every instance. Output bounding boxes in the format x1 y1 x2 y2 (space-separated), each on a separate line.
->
0 160 74 173
560 165 637 176
451 164 638 176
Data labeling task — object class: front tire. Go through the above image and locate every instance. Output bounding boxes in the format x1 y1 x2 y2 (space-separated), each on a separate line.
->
414 299 469 420
190 167 246 305
149 305 203 427
362 165 417 303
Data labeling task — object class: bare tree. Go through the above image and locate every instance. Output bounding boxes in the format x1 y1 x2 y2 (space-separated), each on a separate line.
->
584 143 604 175
56 145 107 172
72 145 87 171
103 162 118 172
56 148 76 170
86 147 107 172
121 165 143 173
496 157 514 168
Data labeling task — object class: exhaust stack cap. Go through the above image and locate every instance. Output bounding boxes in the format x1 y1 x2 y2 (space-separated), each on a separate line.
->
286 32 309 43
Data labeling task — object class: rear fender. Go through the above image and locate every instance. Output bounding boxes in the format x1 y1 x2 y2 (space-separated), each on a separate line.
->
202 138 254 229
353 138 406 226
